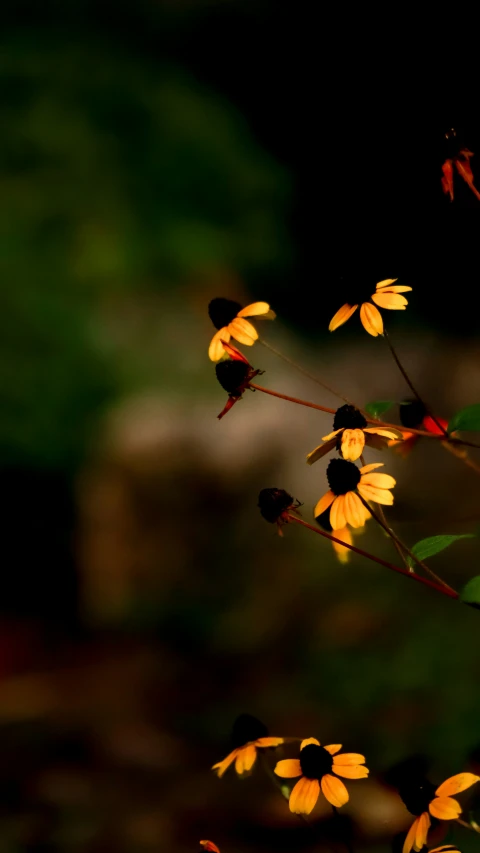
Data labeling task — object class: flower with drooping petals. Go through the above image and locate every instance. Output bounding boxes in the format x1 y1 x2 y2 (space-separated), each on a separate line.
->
399 772 480 853
274 737 368 815
208 298 275 361
212 714 283 778
307 404 402 464
329 278 412 337
314 458 396 530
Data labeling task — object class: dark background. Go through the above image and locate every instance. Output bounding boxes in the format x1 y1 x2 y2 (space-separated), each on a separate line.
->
1 3 480 852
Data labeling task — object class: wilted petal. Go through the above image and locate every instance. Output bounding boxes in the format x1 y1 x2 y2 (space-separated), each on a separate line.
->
341 428 365 461
307 439 337 465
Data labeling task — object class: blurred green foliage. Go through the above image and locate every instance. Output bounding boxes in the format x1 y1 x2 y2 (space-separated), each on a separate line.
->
0 37 290 469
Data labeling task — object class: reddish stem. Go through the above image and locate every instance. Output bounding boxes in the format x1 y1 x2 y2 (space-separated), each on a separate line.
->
287 515 459 600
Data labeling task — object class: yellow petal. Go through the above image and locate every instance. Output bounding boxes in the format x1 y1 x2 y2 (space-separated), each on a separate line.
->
255 737 284 748
322 428 344 442
324 744 342 755
208 328 231 362
237 301 271 317
333 765 369 779
402 817 420 853
274 758 302 778
329 303 358 331
415 812 431 850
314 491 335 518
321 774 349 807
229 317 258 344
330 495 347 530
360 472 396 489
332 753 366 766
360 302 384 336
307 439 337 465
435 773 480 797
357 483 394 505
344 492 368 528
378 285 412 294
341 428 365 461
371 292 408 310
429 796 461 820
364 427 403 439
376 278 398 289
301 737 321 749
289 777 320 815
234 744 257 775
360 462 384 474
429 847 461 853
332 528 352 563
212 748 239 777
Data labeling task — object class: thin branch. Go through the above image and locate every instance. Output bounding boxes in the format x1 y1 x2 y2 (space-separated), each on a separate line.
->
357 497 457 595
259 337 354 406
286 515 458 599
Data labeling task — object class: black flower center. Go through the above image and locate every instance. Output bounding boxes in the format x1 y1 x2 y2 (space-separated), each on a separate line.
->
327 458 361 495
399 399 426 429
208 298 242 330
231 714 268 748
398 778 436 816
333 405 367 431
300 744 333 780
215 360 250 395
258 488 294 523
315 507 333 531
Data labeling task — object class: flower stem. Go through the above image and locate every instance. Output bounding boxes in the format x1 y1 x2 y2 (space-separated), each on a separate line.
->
286 515 458 599
259 338 355 406
456 817 480 834
357 497 457 595
249 383 336 414
383 329 450 439
248 383 480 449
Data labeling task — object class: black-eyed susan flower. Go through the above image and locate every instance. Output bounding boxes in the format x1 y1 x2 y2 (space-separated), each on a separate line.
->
199 843 221 853
208 298 275 361
215 357 263 420
314 459 395 530
315 507 363 564
274 737 368 815
258 488 302 535
329 279 412 337
399 773 480 853
212 714 283 778
307 404 402 464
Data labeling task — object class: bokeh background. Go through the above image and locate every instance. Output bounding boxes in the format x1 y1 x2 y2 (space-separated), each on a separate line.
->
1 2 480 851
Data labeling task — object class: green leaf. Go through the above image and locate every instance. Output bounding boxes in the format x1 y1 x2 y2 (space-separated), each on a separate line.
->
448 404 480 433
460 576 480 609
406 534 475 568
364 400 395 418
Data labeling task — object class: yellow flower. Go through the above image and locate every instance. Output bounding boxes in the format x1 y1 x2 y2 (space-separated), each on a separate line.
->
274 737 368 815
307 405 402 464
329 279 412 337
212 714 283 778
314 459 395 530
208 298 275 361
400 773 480 853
